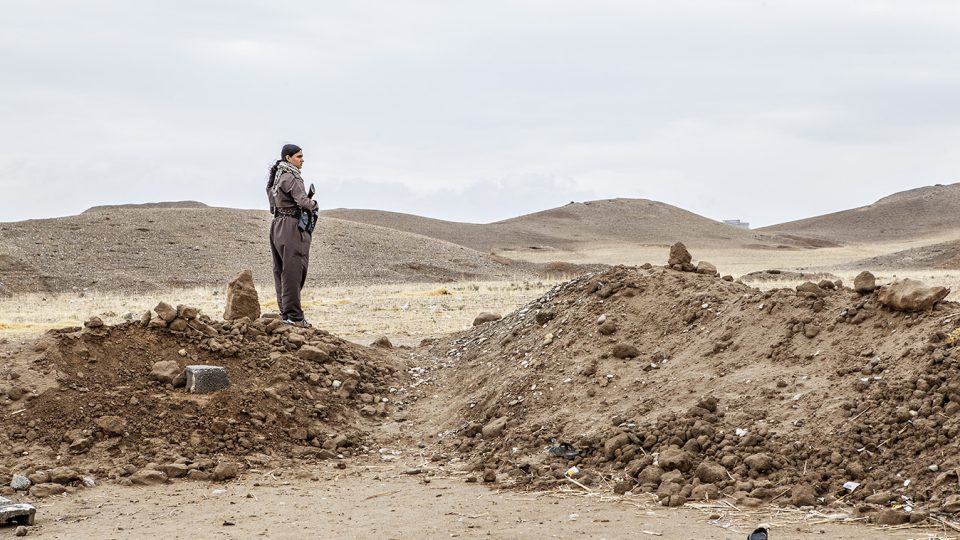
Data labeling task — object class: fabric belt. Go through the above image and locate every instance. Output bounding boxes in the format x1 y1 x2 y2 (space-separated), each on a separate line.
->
273 207 300 219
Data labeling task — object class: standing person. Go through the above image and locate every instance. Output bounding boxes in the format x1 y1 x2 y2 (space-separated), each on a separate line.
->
266 144 318 326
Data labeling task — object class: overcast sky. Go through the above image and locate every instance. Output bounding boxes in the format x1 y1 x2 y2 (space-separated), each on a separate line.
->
2 0 960 226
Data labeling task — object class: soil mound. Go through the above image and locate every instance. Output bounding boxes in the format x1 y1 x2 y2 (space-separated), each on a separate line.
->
0 310 409 490
417 264 960 515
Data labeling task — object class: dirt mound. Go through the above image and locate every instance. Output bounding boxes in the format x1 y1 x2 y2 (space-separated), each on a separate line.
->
414 264 960 515
761 183 960 243
0 309 410 491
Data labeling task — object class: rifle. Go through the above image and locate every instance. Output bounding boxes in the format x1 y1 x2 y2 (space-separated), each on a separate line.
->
298 183 319 233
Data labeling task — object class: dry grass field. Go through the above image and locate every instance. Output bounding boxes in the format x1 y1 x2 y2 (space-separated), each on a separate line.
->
0 279 561 344
505 234 960 276
6 262 960 345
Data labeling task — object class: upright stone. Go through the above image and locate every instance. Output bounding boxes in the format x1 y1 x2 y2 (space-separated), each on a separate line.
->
224 269 261 321
854 271 877 294
668 242 693 271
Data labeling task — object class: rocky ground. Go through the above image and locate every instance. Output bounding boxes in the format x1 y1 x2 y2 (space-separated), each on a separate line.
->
400 247 960 526
2 245 960 536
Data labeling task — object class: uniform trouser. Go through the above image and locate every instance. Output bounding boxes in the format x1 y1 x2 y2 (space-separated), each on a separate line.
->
270 216 311 321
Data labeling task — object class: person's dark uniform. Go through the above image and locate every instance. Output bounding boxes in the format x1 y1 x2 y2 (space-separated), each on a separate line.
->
267 164 318 323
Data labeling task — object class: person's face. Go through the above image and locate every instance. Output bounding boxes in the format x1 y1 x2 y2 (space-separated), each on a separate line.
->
285 151 304 170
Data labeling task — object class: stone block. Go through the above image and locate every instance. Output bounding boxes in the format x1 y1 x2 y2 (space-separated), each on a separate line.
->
0 496 35 526
185 365 230 394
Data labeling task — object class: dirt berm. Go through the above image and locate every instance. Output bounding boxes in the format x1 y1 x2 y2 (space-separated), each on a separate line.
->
414 264 960 518
0 312 411 494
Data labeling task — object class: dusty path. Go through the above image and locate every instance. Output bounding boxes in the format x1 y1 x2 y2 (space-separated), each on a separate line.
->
10 463 940 539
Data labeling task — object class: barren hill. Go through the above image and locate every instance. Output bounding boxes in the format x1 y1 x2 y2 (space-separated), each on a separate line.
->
83 201 209 213
834 238 960 271
325 198 776 253
0 207 540 294
761 183 960 243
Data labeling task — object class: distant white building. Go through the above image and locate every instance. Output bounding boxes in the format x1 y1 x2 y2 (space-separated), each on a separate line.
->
723 219 750 230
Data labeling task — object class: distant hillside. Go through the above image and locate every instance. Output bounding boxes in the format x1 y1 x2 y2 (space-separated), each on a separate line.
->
833 238 960 271
325 198 777 253
83 201 209 213
761 183 960 243
0 207 540 293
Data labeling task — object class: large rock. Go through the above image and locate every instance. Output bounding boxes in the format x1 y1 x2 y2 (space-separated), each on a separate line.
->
371 336 393 349
695 461 727 484
744 453 775 473
658 447 692 472
695 261 718 276
481 417 508 438
130 469 167 486
223 269 261 321
29 483 65 498
472 313 501 326
47 467 79 485
158 463 189 479
154 302 178 323
298 345 332 363
795 282 827 298
877 278 949 312
854 271 876 294
151 360 182 384
212 462 239 481
612 344 640 359
95 415 125 436
9 475 30 491
876 509 910 525
668 242 692 269
791 484 817 507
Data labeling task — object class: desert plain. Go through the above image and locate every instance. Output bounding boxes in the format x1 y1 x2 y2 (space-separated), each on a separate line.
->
2 185 960 538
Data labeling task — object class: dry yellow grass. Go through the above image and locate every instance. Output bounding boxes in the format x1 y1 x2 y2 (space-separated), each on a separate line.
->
0 280 561 344
503 234 960 277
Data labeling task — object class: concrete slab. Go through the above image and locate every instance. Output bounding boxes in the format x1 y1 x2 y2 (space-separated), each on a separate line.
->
0 496 36 526
185 365 230 394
